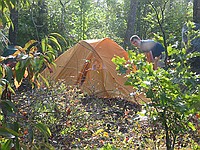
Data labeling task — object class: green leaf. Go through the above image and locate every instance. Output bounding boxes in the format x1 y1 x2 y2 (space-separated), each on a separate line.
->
188 122 196 131
0 65 5 79
15 61 26 82
24 40 37 50
118 65 127 74
1 139 12 150
48 36 62 51
1 100 17 112
146 89 154 98
3 65 13 83
7 83 15 95
38 73 49 88
0 127 19 138
35 123 51 140
112 56 126 65
2 101 18 112
4 0 14 10
50 33 67 45
41 36 48 53
12 122 20 133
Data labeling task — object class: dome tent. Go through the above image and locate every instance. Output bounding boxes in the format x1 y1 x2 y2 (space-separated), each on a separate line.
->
42 38 142 99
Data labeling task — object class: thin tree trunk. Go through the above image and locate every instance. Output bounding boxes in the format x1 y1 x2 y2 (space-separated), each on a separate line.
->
193 0 200 23
9 7 18 45
123 0 138 50
136 1 141 36
36 0 48 40
149 0 168 68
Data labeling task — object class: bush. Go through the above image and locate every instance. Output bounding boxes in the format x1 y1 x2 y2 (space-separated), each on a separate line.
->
112 46 200 150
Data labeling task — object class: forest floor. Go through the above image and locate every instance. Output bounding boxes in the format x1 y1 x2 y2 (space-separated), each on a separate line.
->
13 82 200 150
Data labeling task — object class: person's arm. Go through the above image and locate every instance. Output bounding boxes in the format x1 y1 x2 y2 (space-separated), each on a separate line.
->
153 55 162 70
145 51 160 70
145 51 154 63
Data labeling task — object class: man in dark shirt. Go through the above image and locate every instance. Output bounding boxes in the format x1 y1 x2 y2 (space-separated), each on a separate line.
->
130 35 165 70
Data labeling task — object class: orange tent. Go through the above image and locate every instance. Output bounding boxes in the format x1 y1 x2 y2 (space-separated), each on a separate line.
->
42 38 144 100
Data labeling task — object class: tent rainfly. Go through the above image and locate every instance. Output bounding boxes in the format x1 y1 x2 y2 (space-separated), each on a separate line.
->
42 38 142 99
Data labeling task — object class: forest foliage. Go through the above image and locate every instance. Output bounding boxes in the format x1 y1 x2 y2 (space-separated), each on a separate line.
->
0 0 199 149
0 0 193 49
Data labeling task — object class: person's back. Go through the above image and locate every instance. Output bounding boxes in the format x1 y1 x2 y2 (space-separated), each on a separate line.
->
130 35 165 69
139 40 156 53
140 40 164 58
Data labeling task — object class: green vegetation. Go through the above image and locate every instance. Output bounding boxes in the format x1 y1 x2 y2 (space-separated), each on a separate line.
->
113 32 200 149
0 34 65 149
0 0 199 149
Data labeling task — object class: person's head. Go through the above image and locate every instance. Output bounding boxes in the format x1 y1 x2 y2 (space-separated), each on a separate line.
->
130 35 141 48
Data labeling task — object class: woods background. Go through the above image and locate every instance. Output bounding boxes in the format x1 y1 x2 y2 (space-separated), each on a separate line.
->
3 0 200 53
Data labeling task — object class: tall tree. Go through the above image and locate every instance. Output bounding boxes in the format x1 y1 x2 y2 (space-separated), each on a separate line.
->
8 0 29 45
79 0 90 40
123 0 138 50
35 0 48 41
193 0 200 23
9 5 18 45
148 0 169 64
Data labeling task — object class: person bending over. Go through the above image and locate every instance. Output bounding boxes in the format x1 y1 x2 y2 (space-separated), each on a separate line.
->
130 35 165 70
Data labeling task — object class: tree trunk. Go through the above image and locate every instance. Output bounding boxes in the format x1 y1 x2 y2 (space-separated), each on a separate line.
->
9 8 18 45
193 0 200 23
123 0 138 50
136 1 141 36
192 0 200 74
36 0 48 40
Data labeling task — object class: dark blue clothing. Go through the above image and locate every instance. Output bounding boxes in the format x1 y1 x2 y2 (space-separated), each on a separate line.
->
151 42 165 58
140 40 165 59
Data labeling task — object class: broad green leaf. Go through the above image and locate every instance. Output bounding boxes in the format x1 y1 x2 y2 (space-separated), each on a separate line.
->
41 36 48 53
29 46 38 54
15 62 25 83
48 35 62 51
0 127 19 138
4 126 20 136
3 65 13 83
12 49 21 57
1 139 12 150
0 128 15 138
0 56 6 62
188 122 196 131
1 100 17 112
35 122 51 139
117 65 127 74
24 40 37 50
0 65 5 79
0 85 3 95
146 89 154 98
12 122 20 133
112 56 126 65
50 33 67 44
38 73 49 88
14 78 22 89
5 0 14 10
